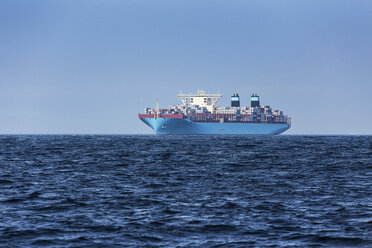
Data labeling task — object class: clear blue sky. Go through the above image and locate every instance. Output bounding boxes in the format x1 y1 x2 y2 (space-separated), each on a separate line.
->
1 0 371 134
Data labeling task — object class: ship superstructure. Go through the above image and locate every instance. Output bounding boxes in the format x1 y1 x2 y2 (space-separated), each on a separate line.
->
138 90 291 135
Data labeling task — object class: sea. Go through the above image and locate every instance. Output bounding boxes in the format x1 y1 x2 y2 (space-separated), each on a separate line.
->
0 135 371 247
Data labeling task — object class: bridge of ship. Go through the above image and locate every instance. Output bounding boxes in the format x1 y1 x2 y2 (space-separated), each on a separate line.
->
177 89 222 112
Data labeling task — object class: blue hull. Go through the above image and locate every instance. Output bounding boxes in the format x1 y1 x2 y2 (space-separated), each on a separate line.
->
140 118 290 135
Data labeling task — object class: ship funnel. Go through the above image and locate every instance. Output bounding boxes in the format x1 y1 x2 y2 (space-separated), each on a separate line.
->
231 93 240 107
251 94 260 107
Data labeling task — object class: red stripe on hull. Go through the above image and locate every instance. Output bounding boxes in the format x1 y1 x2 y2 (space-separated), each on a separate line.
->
138 114 184 119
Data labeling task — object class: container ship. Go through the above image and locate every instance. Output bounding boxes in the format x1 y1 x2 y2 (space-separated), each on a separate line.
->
138 90 291 135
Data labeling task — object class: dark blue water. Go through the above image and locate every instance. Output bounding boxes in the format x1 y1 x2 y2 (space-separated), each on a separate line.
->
0 135 371 247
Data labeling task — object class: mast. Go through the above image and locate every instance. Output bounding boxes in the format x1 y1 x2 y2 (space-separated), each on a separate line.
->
156 99 159 119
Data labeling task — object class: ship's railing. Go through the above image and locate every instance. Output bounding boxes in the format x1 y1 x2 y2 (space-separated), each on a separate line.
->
138 113 184 119
139 112 291 124
190 120 289 124
187 113 290 124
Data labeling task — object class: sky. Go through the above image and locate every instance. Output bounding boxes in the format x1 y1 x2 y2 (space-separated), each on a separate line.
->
0 0 371 134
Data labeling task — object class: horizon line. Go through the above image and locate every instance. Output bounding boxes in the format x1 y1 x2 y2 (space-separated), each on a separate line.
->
0 133 371 136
